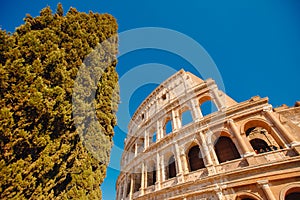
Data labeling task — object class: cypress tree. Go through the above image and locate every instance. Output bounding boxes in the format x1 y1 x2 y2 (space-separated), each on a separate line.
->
0 4 118 199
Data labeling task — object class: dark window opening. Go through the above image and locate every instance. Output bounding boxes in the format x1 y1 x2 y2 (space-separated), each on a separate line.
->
167 155 176 179
250 138 272 154
188 146 205 171
214 136 241 163
246 127 278 153
133 173 141 193
162 93 166 100
147 167 156 187
285 192 300 200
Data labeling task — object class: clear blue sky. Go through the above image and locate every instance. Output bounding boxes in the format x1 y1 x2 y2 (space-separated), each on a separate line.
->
1 1 300 199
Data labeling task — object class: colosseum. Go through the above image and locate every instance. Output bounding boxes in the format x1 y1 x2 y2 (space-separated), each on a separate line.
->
116 69 300 200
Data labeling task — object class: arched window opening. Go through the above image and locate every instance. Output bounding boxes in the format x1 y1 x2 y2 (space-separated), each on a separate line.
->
133 172 141 193
148 129 157 145
285 187 300 200
147 164 156 187
152 132 157 143
246 126 279 153
188 146 205 171
200 100 218 116
215 136 240 163
167 155 176 179
164 119 172 135
241 198 255 200
286 192 300 200
181 110 193 126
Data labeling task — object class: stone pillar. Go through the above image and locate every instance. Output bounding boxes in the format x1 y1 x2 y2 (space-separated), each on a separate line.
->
190 98 203 120
257 180 276 200
228 119 253 157
134 143 138 157
157 120 163 140
199 131 216 175
174 143 183 175
161 154 166 182
129 174 134 200
199 131 213 165
180 148 189 174
155 153 161 190
144 130 149 149
264 110 298 146
208 83 224 110
141 163 145 195
172 109 181 131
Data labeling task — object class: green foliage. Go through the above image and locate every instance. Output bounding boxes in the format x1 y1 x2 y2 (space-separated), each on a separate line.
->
0 4 118 199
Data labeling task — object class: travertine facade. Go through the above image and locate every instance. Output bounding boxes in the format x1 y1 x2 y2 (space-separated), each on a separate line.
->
116 69 300 200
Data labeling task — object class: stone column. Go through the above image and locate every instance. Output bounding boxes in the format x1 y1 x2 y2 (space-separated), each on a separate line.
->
264 110 298 146
190 98 203 120
199 131 213 166
180 148 189 174
157 120 163 140
172 109 181 131
129 174 134 200
155 153 161 190
174 143 183 175
199 131 216 175
144 130 149 149
161 154 166 182
257 180 276 200
228 119 253 157
134 143 138 157
144 164 148 190
141 163 145 195
208 83 224 110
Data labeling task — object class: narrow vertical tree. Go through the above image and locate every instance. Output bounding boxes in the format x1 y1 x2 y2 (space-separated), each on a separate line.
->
0 4 118 199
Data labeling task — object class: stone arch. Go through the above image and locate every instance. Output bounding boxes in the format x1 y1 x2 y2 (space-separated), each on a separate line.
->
198 95 218 116
279 182 300 200
235 191 263 200
164 153 177 179
208 129 233 147
214 135 241 163
163 114 173 135
183 138 201 153
186 144 205 171
148 126 157 144
241 118 284 152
